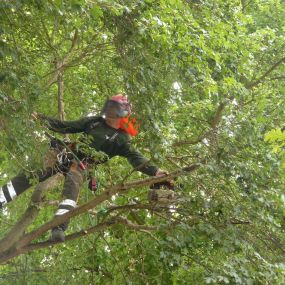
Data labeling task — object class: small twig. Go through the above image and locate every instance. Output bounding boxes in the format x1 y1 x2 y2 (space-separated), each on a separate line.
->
101 234 129 283
173 102 225 147
246 56 285 89
115 216 158 231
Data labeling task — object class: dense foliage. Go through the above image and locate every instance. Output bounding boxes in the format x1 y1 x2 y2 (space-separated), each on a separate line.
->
1 0 285 284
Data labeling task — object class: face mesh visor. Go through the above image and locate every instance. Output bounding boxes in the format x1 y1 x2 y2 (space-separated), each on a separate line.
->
101 100 131 118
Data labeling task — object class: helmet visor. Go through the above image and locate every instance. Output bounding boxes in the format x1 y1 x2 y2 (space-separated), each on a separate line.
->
101 99 132 118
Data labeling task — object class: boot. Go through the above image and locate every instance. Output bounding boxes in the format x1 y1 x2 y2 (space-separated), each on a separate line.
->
51 226 65 242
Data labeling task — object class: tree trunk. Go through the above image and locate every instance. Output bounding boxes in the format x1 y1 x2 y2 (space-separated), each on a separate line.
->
57 70 65 121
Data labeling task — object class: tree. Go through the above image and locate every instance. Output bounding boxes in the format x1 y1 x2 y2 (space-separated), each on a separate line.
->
1 0 285 284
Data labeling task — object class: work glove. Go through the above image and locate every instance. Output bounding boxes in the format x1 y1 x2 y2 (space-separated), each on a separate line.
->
152 169 175 189
150 180 175 190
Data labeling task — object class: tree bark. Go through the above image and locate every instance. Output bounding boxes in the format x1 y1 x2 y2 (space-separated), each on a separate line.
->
0 163 202 263
57 71 65 121
0 174 64 253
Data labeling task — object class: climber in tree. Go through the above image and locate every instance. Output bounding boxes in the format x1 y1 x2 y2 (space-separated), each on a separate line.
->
0 94 166 241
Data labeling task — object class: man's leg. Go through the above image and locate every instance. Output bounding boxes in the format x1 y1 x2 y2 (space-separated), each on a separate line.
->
0 168 56 208
51 162 84 242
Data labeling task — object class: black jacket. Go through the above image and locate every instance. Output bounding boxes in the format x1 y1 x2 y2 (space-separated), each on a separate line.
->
42 115 158 176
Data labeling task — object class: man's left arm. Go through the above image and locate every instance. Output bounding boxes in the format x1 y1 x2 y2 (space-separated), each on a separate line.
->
118 141 164 177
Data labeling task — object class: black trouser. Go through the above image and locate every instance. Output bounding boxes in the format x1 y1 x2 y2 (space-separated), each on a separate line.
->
0 167 57 206
0 161 85 231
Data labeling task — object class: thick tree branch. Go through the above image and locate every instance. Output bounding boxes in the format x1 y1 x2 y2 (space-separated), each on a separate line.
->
57 72 65 121
0 163 201 264
0 174 63 253
209 102 225 128
16 163 201 248
0 219 115 264
69 29 79 52
0 216 157 264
